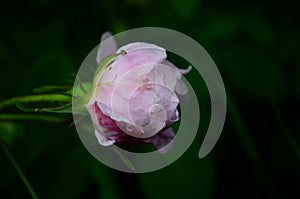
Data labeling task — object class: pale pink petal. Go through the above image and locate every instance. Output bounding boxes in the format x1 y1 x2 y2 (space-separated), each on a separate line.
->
150 83 179 121
164 60 192 75
108 48 166 81
96 32 118 64
167 109 179 125
142 104 168 137
98 63 155 122
87 41 189 150
99 99 167 138
86 102 115 146
94 83 114 110
175 80 189 96
86 102 124 146
95 129 115 146
148 128 175 153
96 49 165 90
94 102 122 133
178 65 192 75
128 87 158 126
163 60 191 95
147 64 180 91
116 42 165 54
97 102 130 125
85 103 104 133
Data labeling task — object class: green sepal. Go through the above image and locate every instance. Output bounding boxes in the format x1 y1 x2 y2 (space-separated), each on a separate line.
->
15 101 36 112
16 100 69 113
70 82 93 115
33 85 72 94
67 82 93 97
93 50 127 85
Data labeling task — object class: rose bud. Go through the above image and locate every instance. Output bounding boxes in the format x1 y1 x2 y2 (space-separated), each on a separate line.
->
85 32 191 153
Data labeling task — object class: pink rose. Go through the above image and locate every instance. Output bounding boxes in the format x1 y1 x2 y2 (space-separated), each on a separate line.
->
85 33 191 153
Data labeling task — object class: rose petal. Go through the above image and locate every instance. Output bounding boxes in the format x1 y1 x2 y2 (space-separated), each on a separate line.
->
147 64 180 91
96 59 156 120
96 32 118 64
95 129 115 146
147 127 175 153
88 41 190 150
150 82 179 121
85 103 105 133
96 48 166 91
116 42 165 54
163 60 191 95
86 102 124 146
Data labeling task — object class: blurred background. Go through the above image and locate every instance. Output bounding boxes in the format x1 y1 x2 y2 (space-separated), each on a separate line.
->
0 0 299 198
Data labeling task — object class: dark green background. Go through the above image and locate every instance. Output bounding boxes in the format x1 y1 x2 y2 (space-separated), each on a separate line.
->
0 0 299 198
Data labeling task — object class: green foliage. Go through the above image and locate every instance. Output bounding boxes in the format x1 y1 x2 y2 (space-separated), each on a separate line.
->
16 100 73 114
15 101 37 112
113 147 136 171
138 145 215 199
297 67 300 99
0 121 50 185
0 0 299 198
0 122 23 144
170 0 201 21
33 85 72 94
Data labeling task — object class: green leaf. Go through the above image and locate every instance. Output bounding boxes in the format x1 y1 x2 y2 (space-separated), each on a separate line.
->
0 121 49 185
33 85 72 94
15 101 74 114
43 146 88 199
0 122 23 144
0 141 39 199
222 43 288 101
113 146 136 171
138 144 215 199
171 0 201 21
297 66 300 99
38 103 72 114
15 101 36 112
89 156 121 199
195 12 237 45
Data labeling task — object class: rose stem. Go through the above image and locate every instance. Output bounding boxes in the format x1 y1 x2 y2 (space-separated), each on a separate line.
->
0 114 67 123
1 140 39 199
0 94 72 111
